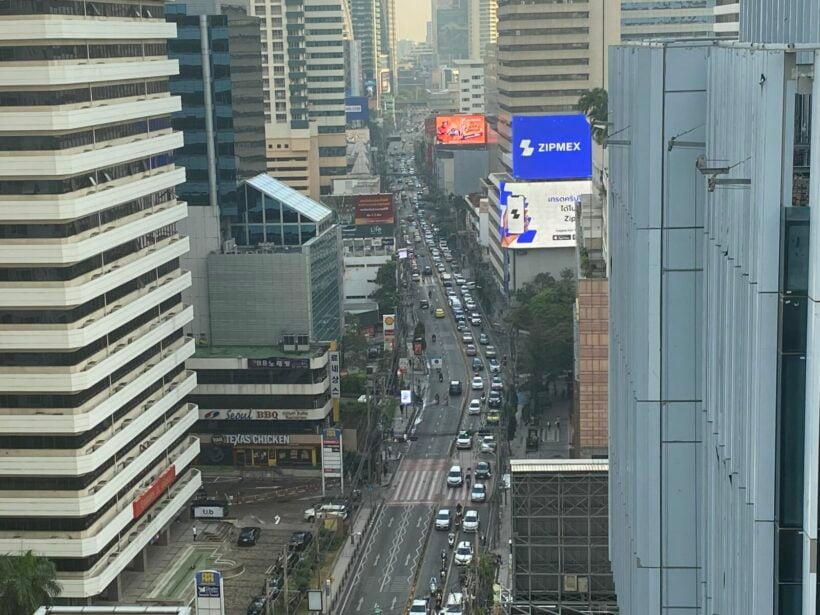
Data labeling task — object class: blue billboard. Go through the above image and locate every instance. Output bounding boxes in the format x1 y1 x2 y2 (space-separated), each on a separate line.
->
345 96 369 122
511 114 592 181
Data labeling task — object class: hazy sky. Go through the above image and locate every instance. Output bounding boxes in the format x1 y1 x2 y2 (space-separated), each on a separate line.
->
396 0 431 42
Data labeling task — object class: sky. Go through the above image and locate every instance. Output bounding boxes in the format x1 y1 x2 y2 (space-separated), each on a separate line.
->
396 0 431 42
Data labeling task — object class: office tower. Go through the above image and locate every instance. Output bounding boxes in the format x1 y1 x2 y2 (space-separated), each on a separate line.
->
349 0 379 85
483 42 499 116
453 59 485 114
620 0 739 41
432 0 470 65
468 0 497 59
0 0 200 600
345 39 364 97
378 0 397 93
252 0 348 198
607 38 820 613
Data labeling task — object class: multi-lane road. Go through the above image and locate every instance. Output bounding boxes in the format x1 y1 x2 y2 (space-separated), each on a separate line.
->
340 154 503 614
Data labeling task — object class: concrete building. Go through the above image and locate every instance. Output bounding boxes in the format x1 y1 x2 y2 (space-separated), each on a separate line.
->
483 42 499 116
251 0 348 197
454 59 486 114
432 0 470 65
468 0 497 60
378 0 397 94
607 38 820 614
344 38 364 97
350 0 379 83
620 0 740 42
0 0 200 600
510 459 616 611
435 148 491 197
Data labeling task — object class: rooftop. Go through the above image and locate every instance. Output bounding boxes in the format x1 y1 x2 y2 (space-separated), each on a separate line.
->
510 458 608 474
193 344 328 359
246 173 333 224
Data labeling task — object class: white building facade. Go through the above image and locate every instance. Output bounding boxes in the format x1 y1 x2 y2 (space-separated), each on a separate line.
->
0 0 199 599
454 59 485 114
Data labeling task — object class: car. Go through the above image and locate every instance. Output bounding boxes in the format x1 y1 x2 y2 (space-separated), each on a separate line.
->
437 263 446 272
478 333 489 345
454 541 474 565
409 598 429 614
466 344 477 356
420 299 429 309
491 376 504 390
481 435 497 453
247 597 267 615
238 526 261 546
412 273 421 282
456 322 466 332
435 508 452 530
472 357 484 371
485 345 497 359
445 254 454 262
486 411 500 426
446 592 464 615
488 390 502 408
468 399 482 415
488 358 501 373
435 308 445 318
470 375 484 391
465 301 477 311
462 332 473 343
455 276 466 285
423 265 432 275
447 289 457 298
470 316 482 326
471 483 487 503
289 530 313 551
462 510 480 533
447 465 463 487
456 431 472 449
449 380 462 395
475 461 491 479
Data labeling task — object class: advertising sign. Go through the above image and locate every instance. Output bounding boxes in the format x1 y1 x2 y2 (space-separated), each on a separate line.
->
400 389 412 405
247 356 310 369
341 223 394 239
382 314 396 336
194 570 225 615
436 115 486 146
354 193 394 225
321 427 343 478
498 180 591 249
211 433 291 445
379 69 392 95
192 504 227 519
329 351 341 399
199 408 330 421
345 96 370 122
511 114 592 181
132 464 175 519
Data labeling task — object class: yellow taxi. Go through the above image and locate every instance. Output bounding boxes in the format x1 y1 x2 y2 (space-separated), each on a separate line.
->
486 411 500 426
435 308 445 318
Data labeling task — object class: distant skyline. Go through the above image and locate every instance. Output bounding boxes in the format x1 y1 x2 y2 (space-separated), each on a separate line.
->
396 0 431 42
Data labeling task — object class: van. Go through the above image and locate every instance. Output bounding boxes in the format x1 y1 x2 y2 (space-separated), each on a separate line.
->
304 503 349 522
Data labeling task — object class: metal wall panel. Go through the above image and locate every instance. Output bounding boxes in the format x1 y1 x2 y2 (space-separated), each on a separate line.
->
740 0 820 44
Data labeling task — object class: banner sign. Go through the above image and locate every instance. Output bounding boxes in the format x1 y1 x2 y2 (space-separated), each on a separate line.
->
400 390 412 405
354 193 394 225
192 504 227 519
511 113 592 181
210 433 291 445
200 408 330 421
329 351 341 399
321 428 343 478
133 465 176 519
247 357 310 369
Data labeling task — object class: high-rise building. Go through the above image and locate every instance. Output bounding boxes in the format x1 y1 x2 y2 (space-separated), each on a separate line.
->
620 0 739 42
0 0 200 600
252 0 348 197
350 0 379 84
432 0 470 65
378 0 397 93
453 58 485 114
483 42 499 116
468 0 497 59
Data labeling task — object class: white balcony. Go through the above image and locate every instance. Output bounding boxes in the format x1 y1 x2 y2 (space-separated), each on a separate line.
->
0 95 181 133
0 436 199 558
0 270 191 352
0 166 186 222
0 59 179 88
0 131 184 177
0 17 177 42
0 307 193 394
0 235 190 308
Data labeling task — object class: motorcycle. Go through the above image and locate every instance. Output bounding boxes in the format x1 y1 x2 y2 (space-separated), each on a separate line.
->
447 532 456 548
431 334 436 343
429 576 438 596
438 372 444 383
441 550 447 565
434 393 440 404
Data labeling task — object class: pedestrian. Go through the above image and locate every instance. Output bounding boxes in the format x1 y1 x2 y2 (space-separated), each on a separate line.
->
192 526 197 542
481 533 486 546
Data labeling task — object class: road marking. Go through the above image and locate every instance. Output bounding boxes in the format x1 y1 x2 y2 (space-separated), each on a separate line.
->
417 515 424 528
391 597 397 611
356 596 363 611
404 553 411 567
388 516 394 528
274 515 281 525
373 553 381 567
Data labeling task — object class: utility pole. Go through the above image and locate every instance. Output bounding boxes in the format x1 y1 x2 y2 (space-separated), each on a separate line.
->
282 543 289 615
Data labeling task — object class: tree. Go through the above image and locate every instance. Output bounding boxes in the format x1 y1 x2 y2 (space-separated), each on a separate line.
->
369 260 398 311
0 552 61 615
577 88 608 144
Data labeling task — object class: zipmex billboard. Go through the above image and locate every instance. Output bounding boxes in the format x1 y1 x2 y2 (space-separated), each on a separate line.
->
511 114 593 181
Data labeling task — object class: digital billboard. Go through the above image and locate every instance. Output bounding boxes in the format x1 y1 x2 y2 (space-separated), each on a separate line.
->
345 96 369 122
511 114 593 181
354 193 394 225
436 115 486 146
498 180 591 249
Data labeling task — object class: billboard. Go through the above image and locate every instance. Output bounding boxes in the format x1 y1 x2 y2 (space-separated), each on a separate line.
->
498 180 591 249
511 114 593 181
379 69 392 95
354 193 394 225
194 570 225 615
345 96 369 122
341 223 394 239
436 115 486 146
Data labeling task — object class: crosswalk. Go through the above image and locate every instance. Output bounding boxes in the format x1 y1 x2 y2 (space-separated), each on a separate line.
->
388 457 488 505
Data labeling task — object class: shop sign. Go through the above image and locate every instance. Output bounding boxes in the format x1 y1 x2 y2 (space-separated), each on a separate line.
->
321 428 343 479
200 408 328 421
132 464 176 519
247 357 310 369
212 434 291 445
194 570 225 615
192 504 227 519
329 351 341 399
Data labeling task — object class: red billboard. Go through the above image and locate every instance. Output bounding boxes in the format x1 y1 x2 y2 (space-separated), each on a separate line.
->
354 193 394 225
133 464 176 519
435 115 486 146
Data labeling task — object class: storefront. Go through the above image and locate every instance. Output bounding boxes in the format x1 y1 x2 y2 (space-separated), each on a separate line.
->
198 432 322 468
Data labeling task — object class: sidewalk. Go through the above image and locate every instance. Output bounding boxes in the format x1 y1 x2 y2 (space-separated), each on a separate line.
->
326 502 381 613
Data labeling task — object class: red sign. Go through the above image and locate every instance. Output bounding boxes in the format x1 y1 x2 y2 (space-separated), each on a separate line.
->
132 465 176 519
354 193 394 225
436 115 486 146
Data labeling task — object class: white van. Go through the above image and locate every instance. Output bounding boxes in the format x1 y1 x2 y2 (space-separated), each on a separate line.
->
304 503 349 522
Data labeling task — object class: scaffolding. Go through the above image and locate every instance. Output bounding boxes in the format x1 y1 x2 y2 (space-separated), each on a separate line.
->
509 460 617 613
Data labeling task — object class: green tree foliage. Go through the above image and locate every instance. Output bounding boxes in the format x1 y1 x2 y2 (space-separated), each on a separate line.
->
509 270 576 391
0 552 61 615
577 88 608 144
369 260 398 311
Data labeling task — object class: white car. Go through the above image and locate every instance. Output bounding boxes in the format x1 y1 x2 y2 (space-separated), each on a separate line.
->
468 399 482 415
470 483 487 503
491 376 504 391
488 358 501 374
462 510 479 533
409 599 429 614
480 435 497 453
454 541 474 566
462 332 473 343
456 431 472 450
435 509 451 530
447 465 463 487
471 376 484 391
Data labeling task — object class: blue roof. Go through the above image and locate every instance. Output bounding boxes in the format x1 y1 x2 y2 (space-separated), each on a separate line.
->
246 174 333 223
